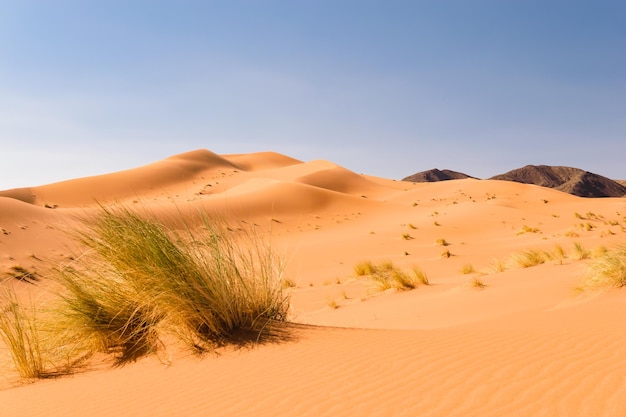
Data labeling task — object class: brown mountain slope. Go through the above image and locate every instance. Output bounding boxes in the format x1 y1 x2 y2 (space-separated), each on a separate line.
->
489 165 626 198
402 168 474 183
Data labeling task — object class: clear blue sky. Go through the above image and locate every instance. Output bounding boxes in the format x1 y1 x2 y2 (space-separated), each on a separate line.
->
1 0 624 189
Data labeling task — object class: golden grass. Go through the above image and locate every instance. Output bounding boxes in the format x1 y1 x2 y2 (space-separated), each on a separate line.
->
355 261 427 292
461 264 476 274
53 205 290 362
579 244 626 289
0 285 86 379
0 286 47 378
516 225 540 236
571 242 590 260
470 277 486 289
510 249 547 268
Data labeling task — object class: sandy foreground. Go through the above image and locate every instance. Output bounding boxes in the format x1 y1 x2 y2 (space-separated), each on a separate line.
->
1 149 625 416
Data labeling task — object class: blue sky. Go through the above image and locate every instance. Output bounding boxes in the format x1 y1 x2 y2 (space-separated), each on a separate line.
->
0 0 624 189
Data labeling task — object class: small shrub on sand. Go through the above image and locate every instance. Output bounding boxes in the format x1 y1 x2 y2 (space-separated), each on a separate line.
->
510 249 547 268
356 261 426 292
571 242 590 260
435 238 449 246
56 205 289 360
580 244 626 289
516 225 540 236
402 233 414 240
0 285 84 379
441 250 452 258
486 258 506 273
412 266 429 285
470 277 486 289
461 264 476 274
354 260 376 276
551 244 567 263
0 286 47 378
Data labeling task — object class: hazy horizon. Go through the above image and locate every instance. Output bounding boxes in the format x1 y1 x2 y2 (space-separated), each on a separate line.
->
1 1 624 189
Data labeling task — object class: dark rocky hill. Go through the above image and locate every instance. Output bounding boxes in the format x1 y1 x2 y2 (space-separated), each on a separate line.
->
489 165 626 198
402 169 475 183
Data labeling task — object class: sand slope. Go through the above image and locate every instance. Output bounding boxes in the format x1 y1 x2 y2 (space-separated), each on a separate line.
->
1 149 626 416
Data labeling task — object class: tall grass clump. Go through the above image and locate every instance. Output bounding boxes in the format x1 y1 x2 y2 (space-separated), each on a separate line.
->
580 244 626 289
510 249 547 268
0 285 46 378
57 205 289 359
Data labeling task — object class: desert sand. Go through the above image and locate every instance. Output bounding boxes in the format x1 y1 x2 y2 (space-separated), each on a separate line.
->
1 149 626 416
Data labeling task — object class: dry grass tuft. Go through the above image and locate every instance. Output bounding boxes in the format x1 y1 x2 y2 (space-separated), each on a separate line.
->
516 225 540 236
0 285 86 379
356 261 427 292
469 277 486 289
579 244 626 289
56 205 289 361
571 242 590 260
510 249 547 268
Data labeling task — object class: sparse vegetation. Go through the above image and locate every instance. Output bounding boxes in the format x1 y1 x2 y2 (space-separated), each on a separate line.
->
510 249 547 268
516 225 540 236
486 258 506 273
355 261 427 292
354 260 376 277
326 297 339 309
579 244 626 289
470 277 486 289
572 242 590 260
441 250 452 258
402 233 414 240
412 266 430 285
0 286 47 378
461 264 476 274
435 238 449 246
50 205 290 365
550 244 567 264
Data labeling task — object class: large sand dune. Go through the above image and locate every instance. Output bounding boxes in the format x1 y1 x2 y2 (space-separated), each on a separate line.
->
1 149 625 416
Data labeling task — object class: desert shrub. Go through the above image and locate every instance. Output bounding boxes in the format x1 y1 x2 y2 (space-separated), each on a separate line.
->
0 286 47 378
56 205 289 359
0 285 85 378
470 277 486 289
572 242 590 260
580 244 626 289
461 264 476 274
510 249 546 268
486 258 506 273
356 261 425 292
354 260 376 276
412 266 430 285
516 225 540 236
435 238 449 246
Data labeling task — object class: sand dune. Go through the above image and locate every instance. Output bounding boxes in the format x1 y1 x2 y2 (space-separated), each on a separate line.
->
1 149 626 416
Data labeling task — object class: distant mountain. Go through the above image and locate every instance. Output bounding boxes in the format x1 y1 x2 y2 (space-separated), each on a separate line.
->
489 165 626 198
402 169 475 183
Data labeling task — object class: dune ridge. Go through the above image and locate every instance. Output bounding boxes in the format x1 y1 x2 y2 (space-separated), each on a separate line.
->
1 149 626 416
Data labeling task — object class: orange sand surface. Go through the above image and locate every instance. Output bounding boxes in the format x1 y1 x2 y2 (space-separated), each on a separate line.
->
1 149 625 416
